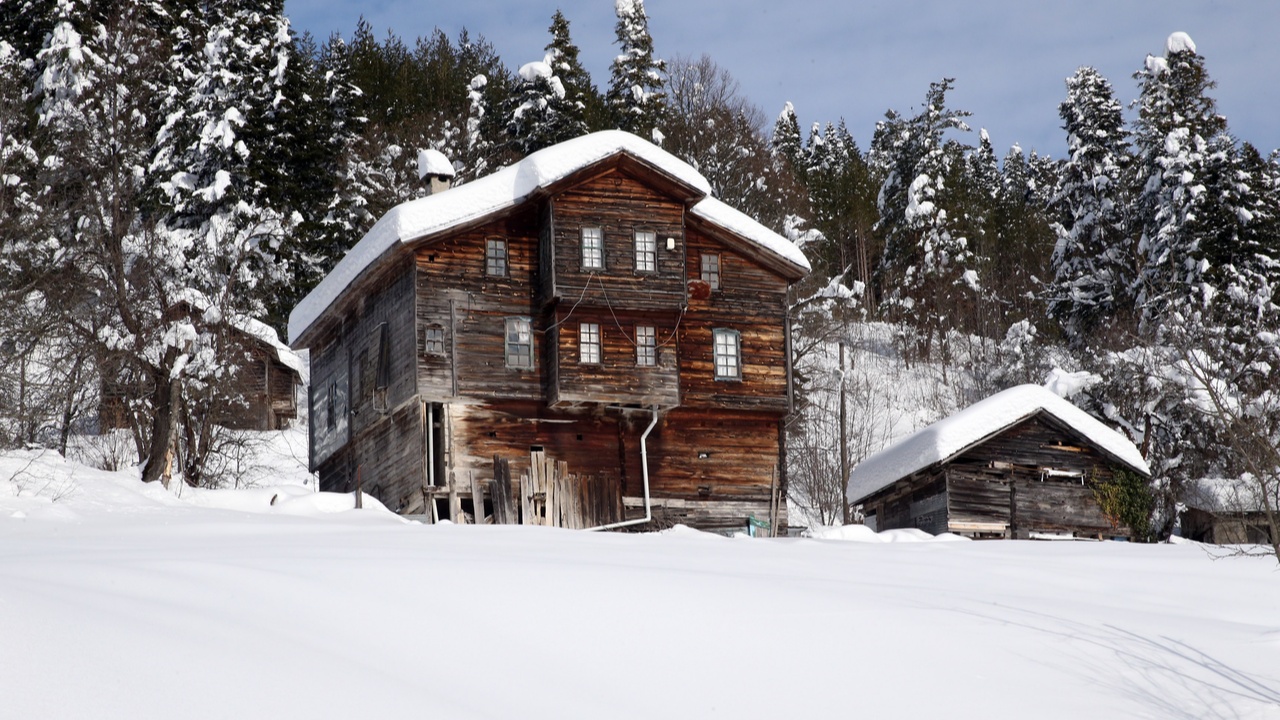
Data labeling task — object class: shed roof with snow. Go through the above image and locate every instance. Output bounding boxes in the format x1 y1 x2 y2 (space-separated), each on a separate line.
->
847 384 1150 505
288 130 810 344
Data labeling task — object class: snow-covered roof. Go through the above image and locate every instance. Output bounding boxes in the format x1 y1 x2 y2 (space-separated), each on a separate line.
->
1184 477 1272 514
289 130 808 343
847 384 1150 504
689 197 811 273
238 316 304 376
171 288 303 375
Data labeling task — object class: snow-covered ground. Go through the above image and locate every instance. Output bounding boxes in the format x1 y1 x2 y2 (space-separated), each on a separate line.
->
3 450 1278 719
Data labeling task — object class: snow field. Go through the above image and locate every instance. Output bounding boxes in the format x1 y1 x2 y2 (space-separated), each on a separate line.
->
2 452 1278 719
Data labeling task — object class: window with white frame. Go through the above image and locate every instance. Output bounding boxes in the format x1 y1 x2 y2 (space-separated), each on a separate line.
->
634 230 657 272
486 238 507 277
636 325 656 367
713 328 740 380
579 322 601 364
505 317 533 369
422 324 446 356
701 253 721 290
581 227 604 270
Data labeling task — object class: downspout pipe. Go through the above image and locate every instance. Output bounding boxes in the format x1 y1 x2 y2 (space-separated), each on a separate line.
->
586 405 658 532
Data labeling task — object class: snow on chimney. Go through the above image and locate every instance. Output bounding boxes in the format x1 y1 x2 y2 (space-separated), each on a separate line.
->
417 148 456 195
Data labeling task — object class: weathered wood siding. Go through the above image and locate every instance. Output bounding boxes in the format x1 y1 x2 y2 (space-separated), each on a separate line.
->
862 414 1140 538
445 401 625 494
308 331 349 468
679 228 789 412
308 257 416 471
414 209 544 402
548 306 681 407
316 399 426 514
623 408 781 500
547 169 687 310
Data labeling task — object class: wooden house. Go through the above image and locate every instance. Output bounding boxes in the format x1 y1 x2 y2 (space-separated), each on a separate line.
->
848 385 1151 539
101 308 302 433
287 131 810 531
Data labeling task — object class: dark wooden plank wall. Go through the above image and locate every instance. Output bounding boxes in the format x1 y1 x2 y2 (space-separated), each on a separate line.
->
446 400 625 493
549 306 681 407
344 260 417 438
862 473 947 533
680 228 790 412
308 329 348 469
414 209 544 403
949 414 1123 481
623 408 782 501
316 399 426 515
307 257 416 473
548 170 687 310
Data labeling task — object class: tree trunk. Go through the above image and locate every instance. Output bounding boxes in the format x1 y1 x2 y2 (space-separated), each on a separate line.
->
140 352 181 486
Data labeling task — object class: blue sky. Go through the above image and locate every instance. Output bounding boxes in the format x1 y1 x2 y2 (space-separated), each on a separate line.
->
283 0 1280 159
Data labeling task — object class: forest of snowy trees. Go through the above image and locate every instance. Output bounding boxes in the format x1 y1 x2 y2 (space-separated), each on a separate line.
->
0 2 1275 546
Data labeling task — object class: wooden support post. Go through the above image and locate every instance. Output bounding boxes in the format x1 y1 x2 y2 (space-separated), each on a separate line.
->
470 472 486 524
449 477 462 523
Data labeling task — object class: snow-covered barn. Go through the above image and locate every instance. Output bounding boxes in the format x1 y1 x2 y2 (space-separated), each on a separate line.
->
848 385 1150 539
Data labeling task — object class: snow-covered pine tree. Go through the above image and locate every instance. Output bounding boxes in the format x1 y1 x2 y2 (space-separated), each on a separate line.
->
871 79 976 358
1131 32 1228 330
1049 66 1134 341
771 102 804 174
505 54 573 156
545 11 602 132
606 0 666 143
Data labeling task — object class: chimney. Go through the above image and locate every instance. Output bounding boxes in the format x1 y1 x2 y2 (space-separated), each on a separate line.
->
417 148 456 195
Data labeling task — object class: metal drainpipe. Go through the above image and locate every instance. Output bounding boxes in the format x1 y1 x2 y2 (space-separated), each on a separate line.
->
586 405 658 532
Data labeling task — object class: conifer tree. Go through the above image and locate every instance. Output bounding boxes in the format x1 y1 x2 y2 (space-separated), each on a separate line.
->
545 11 602 132
606 0 666 142
771 102 804 173
871 79 976 356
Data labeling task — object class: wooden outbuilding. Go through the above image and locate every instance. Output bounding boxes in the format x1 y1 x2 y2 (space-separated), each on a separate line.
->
1181 478 1276 545
288 131 809 531
848 385 1151 539
100 309 302 433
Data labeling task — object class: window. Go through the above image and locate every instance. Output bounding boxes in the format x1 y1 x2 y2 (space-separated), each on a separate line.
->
374 322 391 390
422 324 445 356
326 381 337 429
713 328 740 380
486 238 507 277
505 317 533 369
579 322 601 364
634 230 657 272
581 227 604 270
701 253 721 290
636 325 656 367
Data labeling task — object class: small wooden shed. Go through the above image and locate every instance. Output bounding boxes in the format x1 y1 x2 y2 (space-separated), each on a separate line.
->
848 385 1150 539
1181 478 1276 545
100 313 303 433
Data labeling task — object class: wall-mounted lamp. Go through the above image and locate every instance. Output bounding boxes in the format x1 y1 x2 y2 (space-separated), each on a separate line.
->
666 237 677 251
